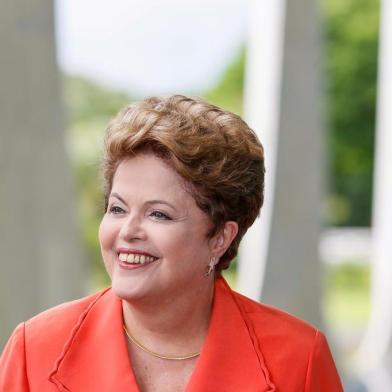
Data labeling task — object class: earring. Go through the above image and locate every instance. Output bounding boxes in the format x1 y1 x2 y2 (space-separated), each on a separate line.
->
205 256 217 277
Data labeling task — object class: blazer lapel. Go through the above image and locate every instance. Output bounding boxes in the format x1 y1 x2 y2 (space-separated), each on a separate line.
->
49 278 275 392
49 289 139 392
186 278 275 392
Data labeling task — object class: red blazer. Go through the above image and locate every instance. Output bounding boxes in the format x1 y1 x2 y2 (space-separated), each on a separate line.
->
0 278 343 391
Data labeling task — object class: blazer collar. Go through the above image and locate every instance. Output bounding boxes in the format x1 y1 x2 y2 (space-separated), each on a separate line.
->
186 278 275 392
49 288 138 391
49 279 275 391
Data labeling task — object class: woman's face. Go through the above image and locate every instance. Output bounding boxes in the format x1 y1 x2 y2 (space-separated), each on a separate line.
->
99 152 216 302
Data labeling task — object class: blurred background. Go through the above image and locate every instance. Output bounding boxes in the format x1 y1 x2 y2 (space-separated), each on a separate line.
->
1 0 390 390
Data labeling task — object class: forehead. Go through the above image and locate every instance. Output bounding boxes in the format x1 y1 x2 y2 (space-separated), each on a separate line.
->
111 153 191 202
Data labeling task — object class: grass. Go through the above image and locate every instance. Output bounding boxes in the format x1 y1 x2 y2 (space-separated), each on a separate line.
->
323 262 370 330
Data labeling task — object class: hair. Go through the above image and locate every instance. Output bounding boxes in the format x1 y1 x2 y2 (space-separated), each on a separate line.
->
101 95 265 274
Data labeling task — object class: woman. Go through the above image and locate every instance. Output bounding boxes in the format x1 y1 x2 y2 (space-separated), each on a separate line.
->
0 95 343 391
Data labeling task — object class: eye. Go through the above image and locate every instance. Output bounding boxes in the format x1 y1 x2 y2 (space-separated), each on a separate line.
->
108 205 125 214
150 210 171 220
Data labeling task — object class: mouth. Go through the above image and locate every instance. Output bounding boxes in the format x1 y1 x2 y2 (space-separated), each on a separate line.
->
116 250 159 269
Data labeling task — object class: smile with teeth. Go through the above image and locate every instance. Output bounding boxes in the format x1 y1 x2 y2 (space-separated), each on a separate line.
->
118 253 157 264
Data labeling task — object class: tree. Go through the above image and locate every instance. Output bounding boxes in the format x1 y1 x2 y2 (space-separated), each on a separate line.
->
324 0 380 226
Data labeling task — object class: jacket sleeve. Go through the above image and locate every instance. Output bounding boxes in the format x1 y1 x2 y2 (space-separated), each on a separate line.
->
305 330 344 392
0 322 29 391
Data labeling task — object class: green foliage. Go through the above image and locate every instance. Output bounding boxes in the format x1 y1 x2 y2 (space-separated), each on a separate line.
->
64 75 131 125
204 47 246 115
64 75 133 286
323 0 380 226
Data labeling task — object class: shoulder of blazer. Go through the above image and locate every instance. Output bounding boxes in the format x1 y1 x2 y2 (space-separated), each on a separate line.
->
232 289 317 338
230 289 322 386
25 287 110 332
23 288 111 371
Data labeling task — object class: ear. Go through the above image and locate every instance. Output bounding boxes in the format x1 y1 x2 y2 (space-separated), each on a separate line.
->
210 221 239 258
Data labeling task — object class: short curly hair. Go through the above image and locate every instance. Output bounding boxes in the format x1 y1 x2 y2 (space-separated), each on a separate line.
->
101 95 265 274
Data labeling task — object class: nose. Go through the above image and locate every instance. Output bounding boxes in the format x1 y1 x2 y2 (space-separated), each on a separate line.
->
119 214 147 242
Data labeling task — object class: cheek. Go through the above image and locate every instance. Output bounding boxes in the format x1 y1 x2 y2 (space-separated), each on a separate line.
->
158 225 210 262
98 218 117 276
98 217 116 253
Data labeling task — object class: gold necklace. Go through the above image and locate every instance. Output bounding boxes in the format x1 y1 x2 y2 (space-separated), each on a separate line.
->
123 324 201 361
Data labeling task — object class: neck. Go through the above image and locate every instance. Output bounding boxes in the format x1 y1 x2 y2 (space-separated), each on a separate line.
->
122 279 215 356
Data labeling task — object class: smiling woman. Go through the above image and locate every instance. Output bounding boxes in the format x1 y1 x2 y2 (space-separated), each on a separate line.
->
99 153 232 307
0 95 343 391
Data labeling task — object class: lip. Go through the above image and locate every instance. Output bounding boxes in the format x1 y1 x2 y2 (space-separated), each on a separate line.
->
117 258 159 270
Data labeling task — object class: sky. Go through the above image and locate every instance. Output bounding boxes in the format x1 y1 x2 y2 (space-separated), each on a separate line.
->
55 0 248 97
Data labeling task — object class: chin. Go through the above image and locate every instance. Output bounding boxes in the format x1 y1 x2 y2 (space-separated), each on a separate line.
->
110 271 155 303
112 283 147 303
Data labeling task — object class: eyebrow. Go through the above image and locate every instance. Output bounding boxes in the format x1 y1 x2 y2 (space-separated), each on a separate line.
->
110 193 177 211
110 193 127 205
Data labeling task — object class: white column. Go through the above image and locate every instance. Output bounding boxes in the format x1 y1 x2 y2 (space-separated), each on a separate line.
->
239 0 323 328
0 0 86 349
356 0 392 390
239 0 286 300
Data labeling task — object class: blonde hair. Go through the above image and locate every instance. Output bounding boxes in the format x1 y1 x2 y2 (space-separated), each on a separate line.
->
102 95 265 273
